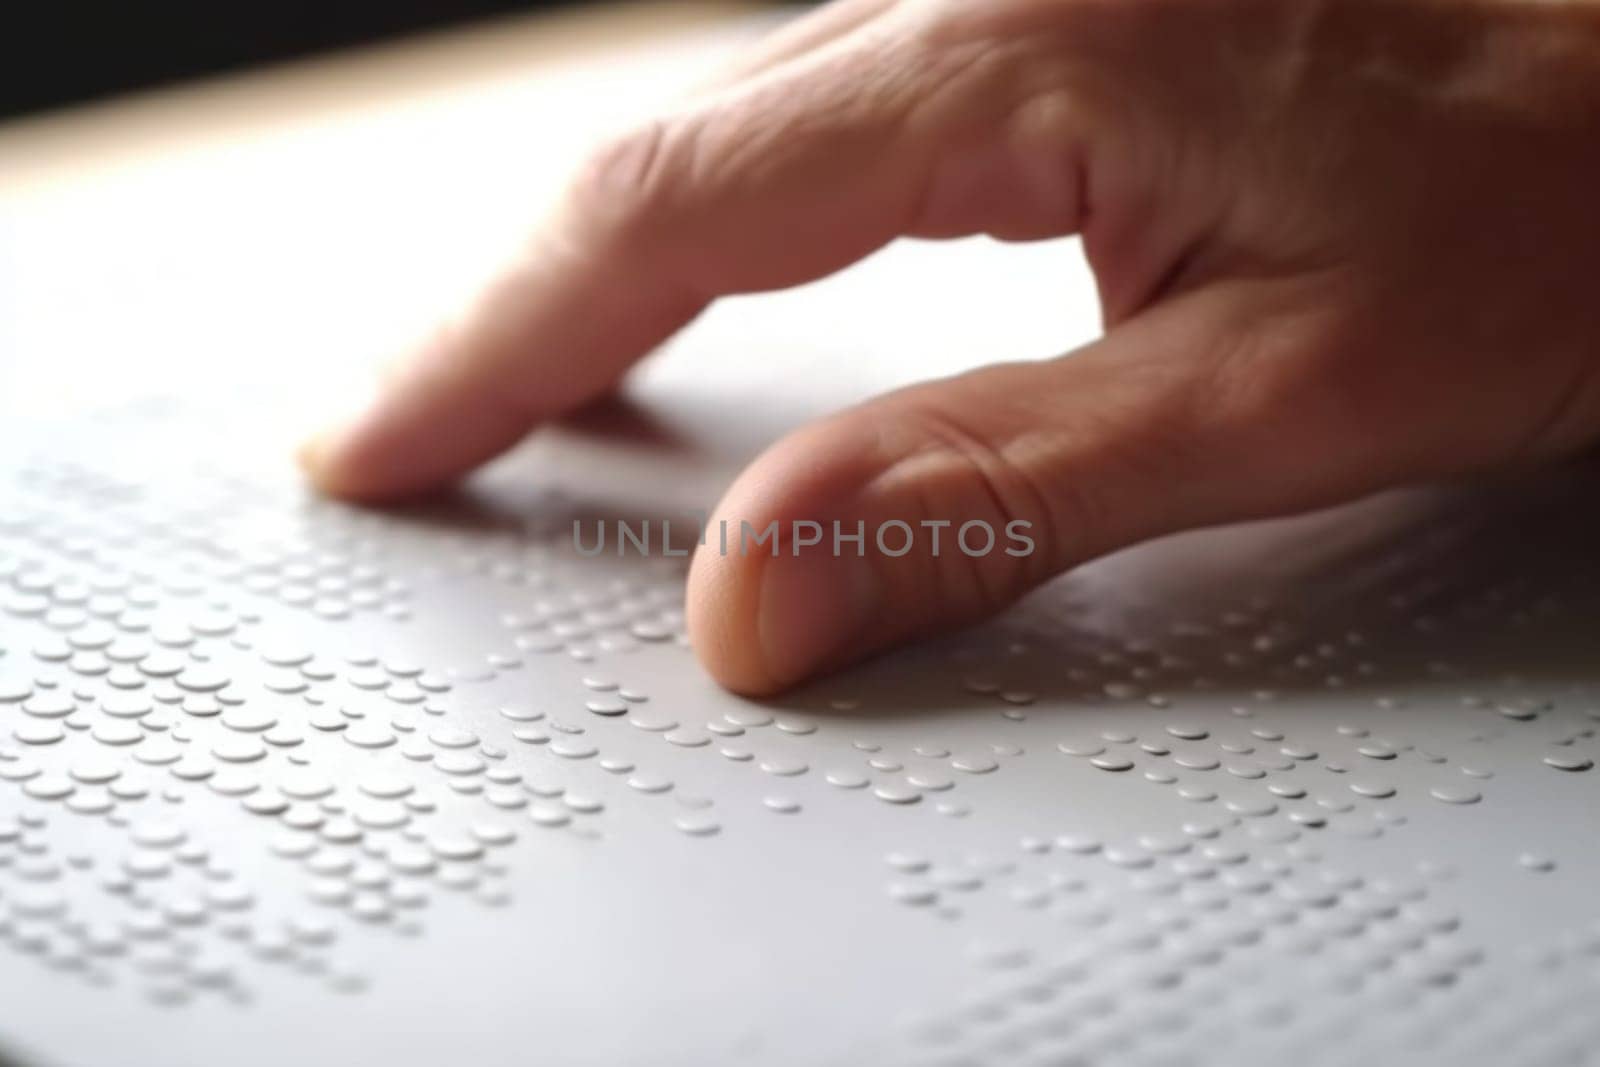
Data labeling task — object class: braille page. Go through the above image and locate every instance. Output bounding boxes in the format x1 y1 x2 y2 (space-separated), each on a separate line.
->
0 10 1597 1067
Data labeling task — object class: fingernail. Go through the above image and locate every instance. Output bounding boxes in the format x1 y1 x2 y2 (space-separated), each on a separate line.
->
755 546 881 687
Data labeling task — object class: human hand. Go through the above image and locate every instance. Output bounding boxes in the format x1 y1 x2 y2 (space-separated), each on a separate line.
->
300 0 1600 694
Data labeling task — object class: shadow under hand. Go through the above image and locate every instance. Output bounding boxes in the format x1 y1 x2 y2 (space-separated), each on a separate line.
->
759 463 1600 729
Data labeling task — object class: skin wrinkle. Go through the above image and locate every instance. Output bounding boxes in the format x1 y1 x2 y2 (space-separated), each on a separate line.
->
881 399 1066 610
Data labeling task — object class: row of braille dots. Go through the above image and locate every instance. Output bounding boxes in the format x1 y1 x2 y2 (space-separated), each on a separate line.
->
219 543 411 623
0 808 361 1003
1 624 602 938
955 676 1039 722
128 645 613 912
0 539 646 839
246 643 711 843
501 579 686 662
493 685 721 837
121 487 403 622
7 461 411 625
0 726 359 999
2 684 585 983
0 475 229 606
583 676 1024 819
902 849 1477 1062
1011 834 1475 978
940 627 1373 748
882 814 1418 918
967 591 1364 690
1056 719 1492 820
0 550 262 643
261 768 527 924
2 713 582 933
928 915 1485 1067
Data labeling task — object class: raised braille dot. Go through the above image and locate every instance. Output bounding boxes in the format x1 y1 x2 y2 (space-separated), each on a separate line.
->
427 725 476 749
221 708 275 732
873 784 921 805
91 720 142 746
13 720 63 745
22 692 74 718
1055 833 1102 854
549 738 597 760
498 705 543 722
952 755 998 774
664 729 710 748
584 696 628 717
1543 754 1593 772
435 752 485 776
23 774 75 800
1091 755 1134 772
70 757 122 784
628 714 677 732
528 805 571 828
181 695 221 717
673 814 720 836
1496 699 1545 721
101 692 153 718
243 791 290 816
344 723 395 749
1430 786 1482 805
175 667 229 692
760 759 808 777
212 736 265 763
626 772 673 794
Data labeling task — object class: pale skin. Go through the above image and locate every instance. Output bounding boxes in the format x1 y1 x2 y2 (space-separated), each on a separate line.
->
300 0 1600 695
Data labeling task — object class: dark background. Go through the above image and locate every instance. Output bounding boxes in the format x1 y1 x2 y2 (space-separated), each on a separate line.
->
2 0 585 120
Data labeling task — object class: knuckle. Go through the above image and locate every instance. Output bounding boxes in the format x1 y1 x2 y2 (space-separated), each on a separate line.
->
565 117 681 250
877 399 1080 616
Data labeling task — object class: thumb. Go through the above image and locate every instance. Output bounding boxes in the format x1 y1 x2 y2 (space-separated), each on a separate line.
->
688 278 1402 695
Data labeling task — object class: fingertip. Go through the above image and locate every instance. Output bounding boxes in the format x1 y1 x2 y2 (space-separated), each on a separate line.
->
686 543 778 696
686 421 895 696
296 419 390 503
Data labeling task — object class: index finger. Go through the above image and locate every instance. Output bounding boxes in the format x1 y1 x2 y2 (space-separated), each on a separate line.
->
301 14 958 501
